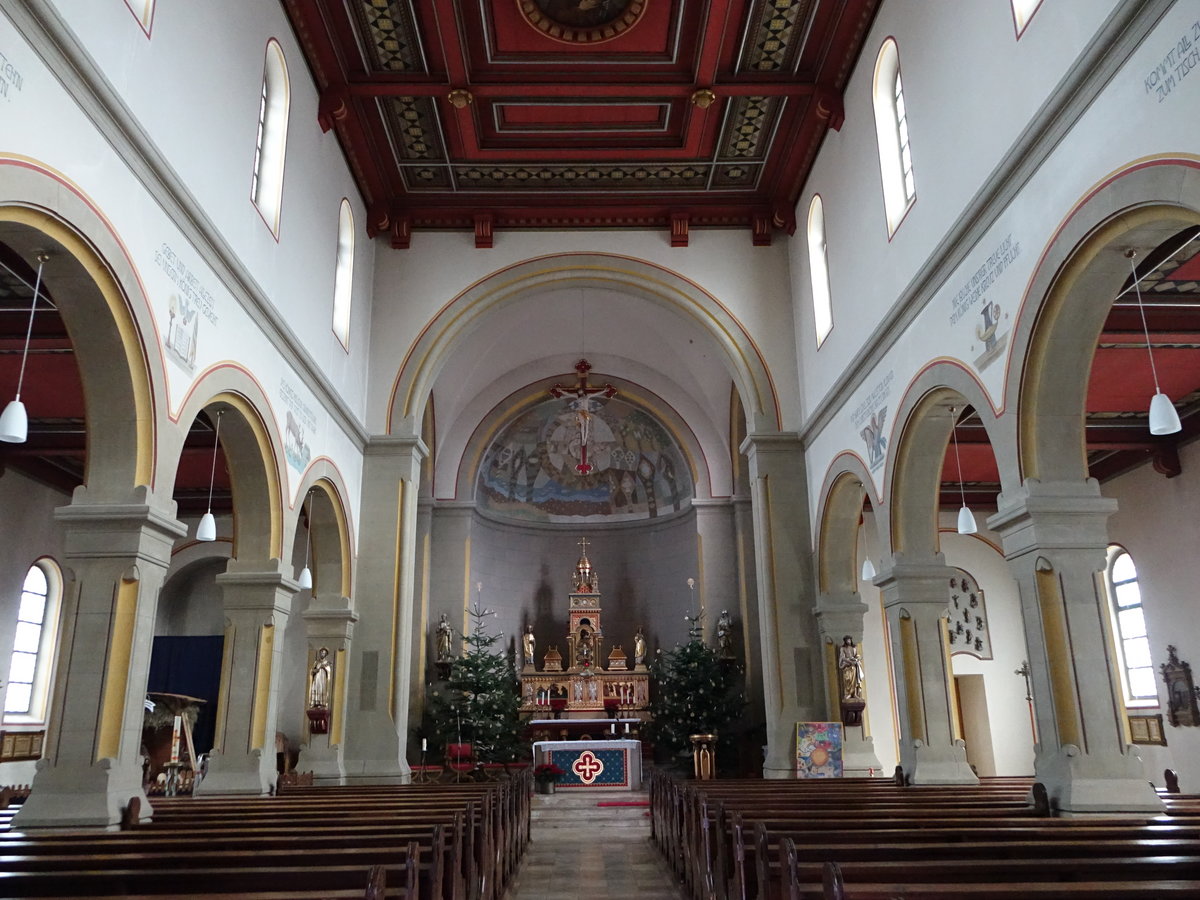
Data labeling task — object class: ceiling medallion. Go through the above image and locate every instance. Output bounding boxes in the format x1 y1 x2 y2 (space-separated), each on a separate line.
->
517 0 647 44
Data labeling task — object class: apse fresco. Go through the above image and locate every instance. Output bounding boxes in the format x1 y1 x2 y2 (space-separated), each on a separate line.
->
477 396 692 523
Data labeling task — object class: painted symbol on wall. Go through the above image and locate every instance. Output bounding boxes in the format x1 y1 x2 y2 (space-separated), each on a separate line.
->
285 410 311 474
571 749 605 784
859 406 888 471
972 301 1009 372
164 293 199 373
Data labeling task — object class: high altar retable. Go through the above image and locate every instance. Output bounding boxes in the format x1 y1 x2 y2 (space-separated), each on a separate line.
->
518 539 650 721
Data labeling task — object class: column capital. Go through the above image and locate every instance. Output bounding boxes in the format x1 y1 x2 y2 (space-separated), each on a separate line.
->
364 434 429 462
988 478 1117 560
54 496 185 565
873 552 953 608
739 431 802 459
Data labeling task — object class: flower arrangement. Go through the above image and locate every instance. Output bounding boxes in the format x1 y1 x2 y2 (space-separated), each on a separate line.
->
533 762 565 784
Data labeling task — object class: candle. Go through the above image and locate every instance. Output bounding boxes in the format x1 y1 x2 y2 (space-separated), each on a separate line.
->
625 722 630 733
610 723 616 734
422 737 428 752
170 714 182 764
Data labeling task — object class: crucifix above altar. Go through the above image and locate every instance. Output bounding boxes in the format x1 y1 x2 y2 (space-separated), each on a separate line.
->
519 539 650 719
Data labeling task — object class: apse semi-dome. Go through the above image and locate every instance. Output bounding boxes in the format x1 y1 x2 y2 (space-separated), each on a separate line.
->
475 394 693 524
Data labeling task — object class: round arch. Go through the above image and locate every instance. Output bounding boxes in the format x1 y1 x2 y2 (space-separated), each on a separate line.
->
386 253 781 438
1006 158 1200 482
884 363 1012 558
815 454 881 596
292 463 355 601
0 160 167 499
166 370 287 562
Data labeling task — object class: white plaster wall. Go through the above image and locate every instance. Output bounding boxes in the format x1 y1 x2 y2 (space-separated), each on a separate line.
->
154 559 226 638
1105 439 1200 791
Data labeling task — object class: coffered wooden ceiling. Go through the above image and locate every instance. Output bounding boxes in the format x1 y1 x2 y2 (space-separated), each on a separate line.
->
283 0 879 247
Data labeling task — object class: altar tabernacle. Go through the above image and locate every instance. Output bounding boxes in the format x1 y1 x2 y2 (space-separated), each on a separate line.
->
519 539 650 721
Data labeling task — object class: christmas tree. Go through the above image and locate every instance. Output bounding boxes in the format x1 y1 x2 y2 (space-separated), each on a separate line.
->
425 602 525 764
647 613 745 770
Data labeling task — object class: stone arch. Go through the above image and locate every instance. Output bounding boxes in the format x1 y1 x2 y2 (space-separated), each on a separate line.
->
1006 158 1200 483
452 373 714 503
292 463 354 601
386 253 781 438
815 454 881 596
0 161 167 499
166 369 287 561
885 363 1013 558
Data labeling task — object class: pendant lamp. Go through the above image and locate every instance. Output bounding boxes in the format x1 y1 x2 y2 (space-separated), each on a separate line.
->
196 410 222 542
951 408 977 535
860 558 877 581
297 491 313 590
1127 250 1182 435
0 255 48 443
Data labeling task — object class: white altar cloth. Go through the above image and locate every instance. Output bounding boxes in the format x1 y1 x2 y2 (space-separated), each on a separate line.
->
533 739 642 790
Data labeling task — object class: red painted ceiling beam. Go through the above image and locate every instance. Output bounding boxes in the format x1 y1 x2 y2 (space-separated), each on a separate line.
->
343 80 823 98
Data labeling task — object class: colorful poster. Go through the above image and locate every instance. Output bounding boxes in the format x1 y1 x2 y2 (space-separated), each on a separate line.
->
795 721 843 778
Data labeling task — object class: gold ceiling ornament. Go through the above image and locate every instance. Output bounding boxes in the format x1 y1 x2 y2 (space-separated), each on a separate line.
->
517 0 647 44
690 89 716 109
446 89 474 109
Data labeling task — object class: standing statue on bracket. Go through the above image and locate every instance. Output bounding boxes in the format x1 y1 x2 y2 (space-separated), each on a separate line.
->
839 635 865 700
522 624 536 671
716 610 735 659
633 627 647 668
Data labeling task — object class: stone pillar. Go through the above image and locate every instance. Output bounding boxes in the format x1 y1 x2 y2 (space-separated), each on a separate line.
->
13 496 184 828
989 479 1161 813
732 495 765 750
693 500 739 643
296 597 358 781
197 560 297 795
814 593 882 776
875 553 977 785
427 502 475 668
740 433 821 779
341 436 427 781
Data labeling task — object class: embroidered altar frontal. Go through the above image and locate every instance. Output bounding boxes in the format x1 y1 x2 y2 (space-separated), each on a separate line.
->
552 747 629 788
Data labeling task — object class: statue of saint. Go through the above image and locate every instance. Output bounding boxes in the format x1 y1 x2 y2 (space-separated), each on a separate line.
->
578 630 593 667
717 610 734 658
633 628 647 667
436 614 454 663
522 624 536 669
839 635 865 700
309 647 332 709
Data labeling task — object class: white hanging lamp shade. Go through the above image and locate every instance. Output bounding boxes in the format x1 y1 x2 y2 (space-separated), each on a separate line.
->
1149 390 1182 436
297 566 313 590
196 512 217 542
0 398 28 443
950 406 977 535
957 504 978 535
860 558 876 581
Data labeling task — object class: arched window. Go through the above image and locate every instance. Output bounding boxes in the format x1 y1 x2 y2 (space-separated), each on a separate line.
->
1105 546 1156 705
807 194 833 346
332 199 354 350
4 560 62 723
124 0 155 35
871 38 915 236
251 40 290 237
1011 0 1043 37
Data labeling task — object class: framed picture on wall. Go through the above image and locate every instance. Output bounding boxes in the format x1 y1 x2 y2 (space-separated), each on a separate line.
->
1127 713 1166 746
1161 646 1200 728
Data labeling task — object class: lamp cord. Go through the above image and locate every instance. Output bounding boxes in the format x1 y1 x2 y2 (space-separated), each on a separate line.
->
13 260 46 401
1129 256 1163 393
206 410 223 513
951 409 968 509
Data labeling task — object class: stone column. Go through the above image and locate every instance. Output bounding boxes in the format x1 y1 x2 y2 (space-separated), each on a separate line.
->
740 433 821 779
732 495 765 749
296 597 358 781
814 592 882 776
989 479 1161 813
197 560 297 795
341 436 427 781
875 553 977 785
693 500 739 643
13 494 184 828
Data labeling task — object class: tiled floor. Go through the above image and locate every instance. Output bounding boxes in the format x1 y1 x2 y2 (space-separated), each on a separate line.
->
504 789 685 899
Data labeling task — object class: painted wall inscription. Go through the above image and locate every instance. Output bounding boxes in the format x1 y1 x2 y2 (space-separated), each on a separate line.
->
280 379 315 473
948 233 1020 372
851 370 893 472
1143 20 1200 104
0 46 24 101
155 243 218 373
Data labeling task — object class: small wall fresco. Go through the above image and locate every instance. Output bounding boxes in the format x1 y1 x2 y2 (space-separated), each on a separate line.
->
476 395 692 523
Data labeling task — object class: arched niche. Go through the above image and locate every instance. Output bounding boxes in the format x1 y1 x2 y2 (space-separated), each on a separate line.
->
816 457 881 596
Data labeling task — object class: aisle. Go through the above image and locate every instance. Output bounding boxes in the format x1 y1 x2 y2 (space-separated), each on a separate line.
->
504 788 685 900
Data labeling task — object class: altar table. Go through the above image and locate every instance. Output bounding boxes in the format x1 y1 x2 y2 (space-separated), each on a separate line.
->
533 739 642 790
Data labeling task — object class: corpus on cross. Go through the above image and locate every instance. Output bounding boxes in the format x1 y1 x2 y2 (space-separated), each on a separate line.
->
550 359 616 474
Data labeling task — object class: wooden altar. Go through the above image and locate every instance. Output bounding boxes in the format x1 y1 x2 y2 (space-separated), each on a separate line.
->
519 540 651 718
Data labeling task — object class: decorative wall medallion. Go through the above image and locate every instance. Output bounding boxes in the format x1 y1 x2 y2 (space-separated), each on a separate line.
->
518 0 647 43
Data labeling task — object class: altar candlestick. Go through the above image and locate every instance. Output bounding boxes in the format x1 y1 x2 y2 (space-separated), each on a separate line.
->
624 722 630 733
170 715 182 764
610 722 616 734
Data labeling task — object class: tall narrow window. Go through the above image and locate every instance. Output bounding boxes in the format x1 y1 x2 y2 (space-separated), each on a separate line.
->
872 39 916 236
807 195 833 346
123 0 155 35
1105 547 1156 705
4 561 62 722
332 200 354 350
251 40 290 237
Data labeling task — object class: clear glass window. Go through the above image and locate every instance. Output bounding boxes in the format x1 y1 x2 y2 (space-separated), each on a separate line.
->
251 40 290 237
871 39 916 236
5 561 61 721
332 200 355 350
1106 547 1157 706
807 195 833 346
